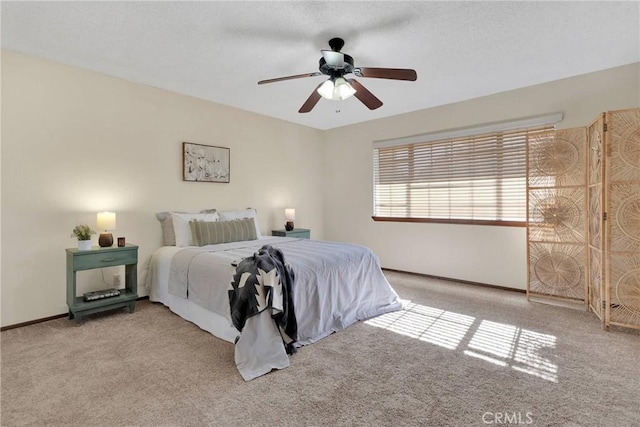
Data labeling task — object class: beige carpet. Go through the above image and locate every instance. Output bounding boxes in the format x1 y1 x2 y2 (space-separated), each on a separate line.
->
2 271 639 426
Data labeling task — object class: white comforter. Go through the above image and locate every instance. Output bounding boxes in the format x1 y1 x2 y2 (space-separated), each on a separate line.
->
147 237 402 379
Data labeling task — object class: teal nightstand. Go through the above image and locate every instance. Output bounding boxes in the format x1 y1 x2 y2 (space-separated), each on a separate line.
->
272 228 310 239
66 244 138 324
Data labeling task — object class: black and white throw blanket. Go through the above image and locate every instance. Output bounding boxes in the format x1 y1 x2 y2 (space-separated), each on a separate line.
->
228 245 297 354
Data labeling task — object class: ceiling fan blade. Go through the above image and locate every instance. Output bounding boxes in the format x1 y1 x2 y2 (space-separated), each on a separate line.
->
354 67 417 81
347 79 383 110
258 72 322 85
298 83 324 113
321 50 345 68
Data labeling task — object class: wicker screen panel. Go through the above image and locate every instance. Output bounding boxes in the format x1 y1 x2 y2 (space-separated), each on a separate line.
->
528 187 586 243
528 128 586 188
608 253 640 327
527 126 587 302
586 115 606 321
529 242 586 300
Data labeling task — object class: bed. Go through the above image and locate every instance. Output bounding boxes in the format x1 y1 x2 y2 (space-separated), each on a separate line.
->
146 210 403 380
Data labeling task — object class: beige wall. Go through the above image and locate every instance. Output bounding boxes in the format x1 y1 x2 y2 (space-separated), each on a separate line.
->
1 50 325 327
322 63 640 289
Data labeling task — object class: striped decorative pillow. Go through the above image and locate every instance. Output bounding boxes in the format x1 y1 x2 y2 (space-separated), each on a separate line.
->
189 218 257 246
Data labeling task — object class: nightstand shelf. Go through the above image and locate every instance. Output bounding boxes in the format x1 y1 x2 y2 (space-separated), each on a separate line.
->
66 244 138 324
272 228 310 239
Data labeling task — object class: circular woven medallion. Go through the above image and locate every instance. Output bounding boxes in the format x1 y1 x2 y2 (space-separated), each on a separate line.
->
534 252 581 290
534 140 579 175
536 196 581 233
615 269 640 317
619 127 640 169
616 196 640 242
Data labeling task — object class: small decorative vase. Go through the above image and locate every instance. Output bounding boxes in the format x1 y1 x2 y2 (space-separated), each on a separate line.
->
77 240 92 251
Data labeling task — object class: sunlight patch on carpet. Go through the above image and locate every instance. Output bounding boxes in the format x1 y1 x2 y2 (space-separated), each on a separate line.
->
365 303 474 349
365 303 558 382
465 320 558 382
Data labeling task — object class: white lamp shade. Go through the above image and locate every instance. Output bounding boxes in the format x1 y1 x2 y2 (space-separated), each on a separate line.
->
97 211 116 231
317 80 334 100
333 77 356 100
285 208 296 221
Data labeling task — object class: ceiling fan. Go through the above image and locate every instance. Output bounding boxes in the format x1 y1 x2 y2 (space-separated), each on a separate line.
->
258 37 417 113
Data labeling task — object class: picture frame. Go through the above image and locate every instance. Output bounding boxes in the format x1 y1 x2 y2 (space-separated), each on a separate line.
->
182 142 230 183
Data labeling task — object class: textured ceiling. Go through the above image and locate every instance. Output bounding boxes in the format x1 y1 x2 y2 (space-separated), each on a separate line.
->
2 1 639 130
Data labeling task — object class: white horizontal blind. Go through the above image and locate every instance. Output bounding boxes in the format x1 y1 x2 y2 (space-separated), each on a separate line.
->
373 123 557 224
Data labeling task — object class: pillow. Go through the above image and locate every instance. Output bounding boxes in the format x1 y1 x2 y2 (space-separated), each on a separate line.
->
218 208 262 239
189 218 257 246
156 211 186 246
171 212 220 247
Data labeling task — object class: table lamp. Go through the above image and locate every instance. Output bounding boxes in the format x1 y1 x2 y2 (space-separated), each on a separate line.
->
285 208 295 231
97 211 116 247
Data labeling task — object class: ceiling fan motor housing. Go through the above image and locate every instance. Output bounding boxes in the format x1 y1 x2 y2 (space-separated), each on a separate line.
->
319 55 354 78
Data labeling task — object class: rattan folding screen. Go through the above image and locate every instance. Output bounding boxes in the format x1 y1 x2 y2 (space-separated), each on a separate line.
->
528 107 639 331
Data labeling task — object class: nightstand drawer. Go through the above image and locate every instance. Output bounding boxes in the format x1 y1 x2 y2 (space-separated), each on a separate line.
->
72 248 138 271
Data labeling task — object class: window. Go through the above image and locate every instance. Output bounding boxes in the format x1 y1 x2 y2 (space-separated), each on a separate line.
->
372 114 562 226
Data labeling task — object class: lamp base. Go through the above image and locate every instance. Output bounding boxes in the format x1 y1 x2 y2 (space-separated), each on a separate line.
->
99 233 114 247
285 221 294 231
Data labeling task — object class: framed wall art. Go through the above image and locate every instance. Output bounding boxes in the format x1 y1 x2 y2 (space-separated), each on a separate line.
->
182 142 230 183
